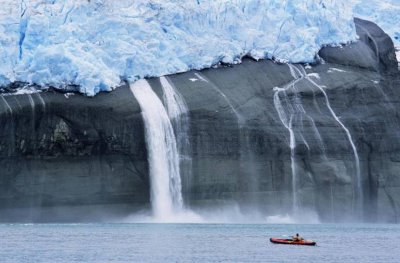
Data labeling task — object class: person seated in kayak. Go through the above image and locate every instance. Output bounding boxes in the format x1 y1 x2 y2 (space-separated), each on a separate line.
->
292 233 304 241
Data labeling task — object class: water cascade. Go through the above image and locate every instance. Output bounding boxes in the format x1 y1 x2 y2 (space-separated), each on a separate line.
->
28 94 35 122
159 76 193 199
288 116 298 212
1 96 15 155
36 93 46 110
297 66 363 212
194 72 243 125
273 65 307 214
129 79 183 219
195 72 260 206
274 64 363 217
1 96 13 114
28 94 36 149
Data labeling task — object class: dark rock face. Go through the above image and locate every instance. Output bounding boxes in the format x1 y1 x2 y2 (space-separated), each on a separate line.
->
0 88 150 221
319 18 398 75
0 19 399 222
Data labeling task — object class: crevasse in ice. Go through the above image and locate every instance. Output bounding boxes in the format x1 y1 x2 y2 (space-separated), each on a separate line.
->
0 0 361 96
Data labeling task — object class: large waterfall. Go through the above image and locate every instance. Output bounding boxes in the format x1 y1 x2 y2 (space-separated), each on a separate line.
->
129 79 183 220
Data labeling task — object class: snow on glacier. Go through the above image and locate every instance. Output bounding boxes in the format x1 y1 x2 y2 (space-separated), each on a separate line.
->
0 0 359 96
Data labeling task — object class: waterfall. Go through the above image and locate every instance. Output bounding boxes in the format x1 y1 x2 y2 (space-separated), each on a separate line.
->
195 72 260 204
195 72 243 125
28 94 35 122
28 94 36 149
129 79 183 219
276 64 362 216
36 93 46 110
274 64 347 216
297 65 363 212
273 67 304 213
160 76 188 121
159 76 192 199
307 115 326 154
289 115 298 212
1 96 15 155
330 183 335 221
1 96 13 114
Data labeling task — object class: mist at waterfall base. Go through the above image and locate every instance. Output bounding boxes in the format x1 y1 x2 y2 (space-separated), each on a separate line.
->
117 76 320 225
120 205 320 224
2 223 400 262
122 75 323 225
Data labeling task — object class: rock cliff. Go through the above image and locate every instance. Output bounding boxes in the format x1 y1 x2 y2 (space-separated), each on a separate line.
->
0 18 399 222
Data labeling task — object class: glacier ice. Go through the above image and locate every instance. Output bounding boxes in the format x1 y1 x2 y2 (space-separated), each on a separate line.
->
353 0 400 65
354 0 400 67
353 0 400 47
0 0 369 96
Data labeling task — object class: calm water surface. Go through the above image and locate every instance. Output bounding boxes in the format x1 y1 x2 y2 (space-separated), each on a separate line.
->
1 223 399 262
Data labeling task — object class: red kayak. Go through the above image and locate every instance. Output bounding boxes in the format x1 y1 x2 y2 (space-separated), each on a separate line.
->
270 238 316 246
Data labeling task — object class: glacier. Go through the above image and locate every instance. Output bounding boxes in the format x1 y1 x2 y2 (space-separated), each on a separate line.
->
353 0 400 64
0 0 390 96
354 0 400 47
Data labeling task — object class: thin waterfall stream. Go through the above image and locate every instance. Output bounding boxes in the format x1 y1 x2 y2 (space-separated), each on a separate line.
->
1 96 16 155
160 76 193 202
194 72 244 125
273 65 305 214
274 64 363 218
297 65 363 213
195 72 260 204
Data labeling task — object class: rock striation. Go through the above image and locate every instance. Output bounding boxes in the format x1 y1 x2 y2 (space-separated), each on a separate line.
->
0 18 399 222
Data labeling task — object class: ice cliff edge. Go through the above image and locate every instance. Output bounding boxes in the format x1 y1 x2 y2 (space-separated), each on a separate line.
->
0 0 358 96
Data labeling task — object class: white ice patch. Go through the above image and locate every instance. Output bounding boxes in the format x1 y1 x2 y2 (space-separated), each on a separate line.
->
1 85 45 96
0 0 358 96
307 73 320 79
64 93 75 99
328 68 347 73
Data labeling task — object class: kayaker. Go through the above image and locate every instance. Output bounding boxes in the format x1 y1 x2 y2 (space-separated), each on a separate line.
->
292 233 303 241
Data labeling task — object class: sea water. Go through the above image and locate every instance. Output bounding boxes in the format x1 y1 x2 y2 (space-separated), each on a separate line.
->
1 223 399 262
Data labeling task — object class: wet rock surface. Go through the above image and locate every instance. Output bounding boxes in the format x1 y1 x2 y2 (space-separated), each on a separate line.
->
0 19 399 222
